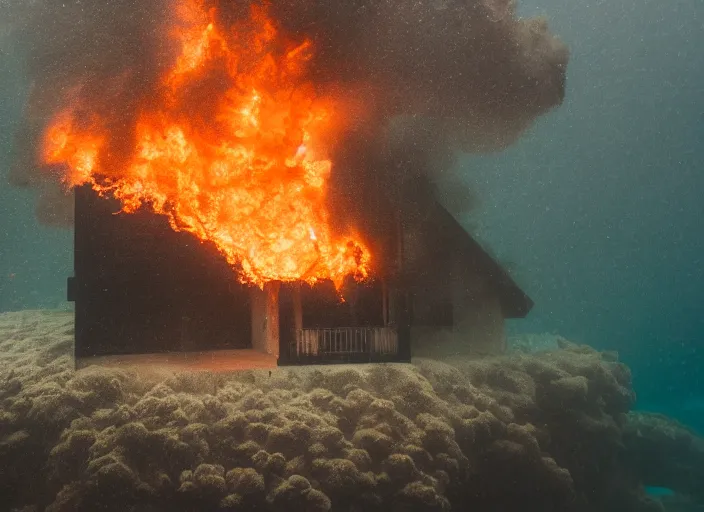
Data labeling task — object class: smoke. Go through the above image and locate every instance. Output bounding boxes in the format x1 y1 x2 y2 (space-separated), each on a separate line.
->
3 0 178 224
3 0 568 238
265 0 569 264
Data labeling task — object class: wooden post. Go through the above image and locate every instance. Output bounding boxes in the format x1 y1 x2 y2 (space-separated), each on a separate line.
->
292 282 303 332
382 279 388 326
265 282 280 357
396 213 404 274
251 281 280 358
251 286 264 353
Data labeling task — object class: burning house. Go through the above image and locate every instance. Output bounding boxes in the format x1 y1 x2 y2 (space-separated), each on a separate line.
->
68 182 532 368
7 0 567 369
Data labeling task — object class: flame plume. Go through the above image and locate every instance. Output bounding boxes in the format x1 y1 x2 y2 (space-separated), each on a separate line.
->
41 0 369 287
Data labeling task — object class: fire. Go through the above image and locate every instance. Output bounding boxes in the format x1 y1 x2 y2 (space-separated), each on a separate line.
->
41 0 369 287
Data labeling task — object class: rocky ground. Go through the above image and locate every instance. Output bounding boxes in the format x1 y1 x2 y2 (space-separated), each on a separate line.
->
0 310 701 512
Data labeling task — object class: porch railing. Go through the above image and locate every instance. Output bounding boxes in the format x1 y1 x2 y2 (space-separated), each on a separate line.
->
295 327 398 357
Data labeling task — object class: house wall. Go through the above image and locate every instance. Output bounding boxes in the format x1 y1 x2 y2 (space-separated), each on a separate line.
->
410 291 506 358
452 291 506 355
410 260 507 359
72 185 254 358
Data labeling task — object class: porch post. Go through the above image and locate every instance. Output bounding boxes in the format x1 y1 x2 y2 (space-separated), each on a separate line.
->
251 281 280 358
382 279 389 326
265 282 280 357
293 282 303 332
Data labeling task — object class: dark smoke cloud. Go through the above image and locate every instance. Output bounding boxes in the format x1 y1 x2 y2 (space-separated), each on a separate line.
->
2 0 568 235
265 0 568 266
3 0 176 225
271 0 567 149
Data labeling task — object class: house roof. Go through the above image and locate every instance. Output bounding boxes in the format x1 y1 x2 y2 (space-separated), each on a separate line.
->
428 201 534 319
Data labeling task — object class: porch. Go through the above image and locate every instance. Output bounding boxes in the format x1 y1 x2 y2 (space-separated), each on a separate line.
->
288 326 399 363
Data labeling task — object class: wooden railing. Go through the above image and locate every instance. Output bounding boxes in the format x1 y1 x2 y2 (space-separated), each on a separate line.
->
295 327 398 357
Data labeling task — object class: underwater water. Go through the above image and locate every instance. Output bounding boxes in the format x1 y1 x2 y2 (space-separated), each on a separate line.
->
466 0 704 434
1 0 703 511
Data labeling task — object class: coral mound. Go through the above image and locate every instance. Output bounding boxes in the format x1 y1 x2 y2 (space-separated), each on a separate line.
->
0 310 698 511
624 412 704 505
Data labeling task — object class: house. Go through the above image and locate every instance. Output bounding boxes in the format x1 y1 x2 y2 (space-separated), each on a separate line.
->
402 200 533 358
68 184 532 370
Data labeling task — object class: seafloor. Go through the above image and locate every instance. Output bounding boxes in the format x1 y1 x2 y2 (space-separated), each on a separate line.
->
0 310 701 512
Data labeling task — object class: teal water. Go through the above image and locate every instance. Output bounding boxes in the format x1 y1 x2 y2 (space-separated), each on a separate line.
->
462 0 704 433
1 3 704 511
1 0 702 431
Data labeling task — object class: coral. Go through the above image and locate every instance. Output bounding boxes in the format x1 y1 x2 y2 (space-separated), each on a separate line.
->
0 310 697 512
395 481 450 511
624 412 704 503
269 475 331 511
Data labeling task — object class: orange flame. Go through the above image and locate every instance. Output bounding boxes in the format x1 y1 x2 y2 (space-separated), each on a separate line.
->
41 0 369 287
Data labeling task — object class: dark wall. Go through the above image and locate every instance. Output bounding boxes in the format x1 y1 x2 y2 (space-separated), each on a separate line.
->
300 279 384 328
72 186 252 357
